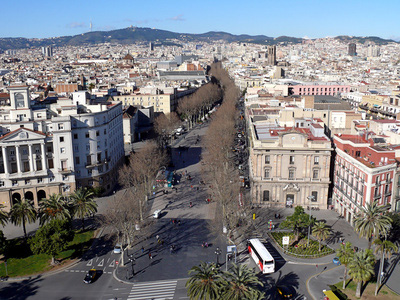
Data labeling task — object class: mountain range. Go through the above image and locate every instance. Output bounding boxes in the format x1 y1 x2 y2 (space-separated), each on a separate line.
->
0 27 397 51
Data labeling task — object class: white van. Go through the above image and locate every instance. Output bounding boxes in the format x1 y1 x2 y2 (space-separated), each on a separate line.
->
153 209 162 219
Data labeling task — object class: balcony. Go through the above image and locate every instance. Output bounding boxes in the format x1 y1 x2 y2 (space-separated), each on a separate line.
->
85 158 108 168
58 167 73 174
374 193 382 199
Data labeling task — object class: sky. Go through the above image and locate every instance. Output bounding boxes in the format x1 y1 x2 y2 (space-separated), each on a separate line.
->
2 0 400 40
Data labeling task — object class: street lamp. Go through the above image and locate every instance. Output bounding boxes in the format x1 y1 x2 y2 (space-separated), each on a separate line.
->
129 254 135 277
215 247 222 268
307 195 315 246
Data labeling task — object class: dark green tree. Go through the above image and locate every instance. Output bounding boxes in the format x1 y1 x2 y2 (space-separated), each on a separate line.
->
219 263 264 300
9 199 37 239
0 230 7 256
29 219 74 265
38 193 71 225
69 188 97 230
186 262 221 300
280 206 314 241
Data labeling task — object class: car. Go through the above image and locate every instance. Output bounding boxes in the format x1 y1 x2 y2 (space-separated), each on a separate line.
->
276 285 295 299
153 209 162 219
113 244 122 254
333 257 341 265
83 269 98 284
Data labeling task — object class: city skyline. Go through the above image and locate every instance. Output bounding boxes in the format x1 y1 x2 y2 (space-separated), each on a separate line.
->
2 0 400 40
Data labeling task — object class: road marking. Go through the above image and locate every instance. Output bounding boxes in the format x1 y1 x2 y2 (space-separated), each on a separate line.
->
109 261 115 268
128 280 177 300
86 259 93 266
98 259 104 267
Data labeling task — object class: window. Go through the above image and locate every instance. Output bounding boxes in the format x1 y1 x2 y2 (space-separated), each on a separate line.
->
50 176 55 182
37 178 43 183
88 180 94 186
75 156 80 164
12 180 18 186
47 146 52 152
314 156 319 165
289 156 295 164
86 145 90 151
375 176 380 185
48 159 54 168
311 191 318 202
264 168 270 178
85 132 90 138
74 133 78 139
265 155 270 164
96 130 99 136
104 129 107 134
60 136 64 142
385 185 390 194
60 147 65 153
25 179 30 185
313 169 319 179
0 181 4 187
88 170 92 175
22 149 28 155
289 168 295 179
62 175 69 181
98 166 103 173
263 190 270 201
74 145 79 152
386 173 391 182
58 124 64 130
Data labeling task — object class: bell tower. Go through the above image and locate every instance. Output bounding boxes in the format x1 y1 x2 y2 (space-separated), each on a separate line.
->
8 85 31 109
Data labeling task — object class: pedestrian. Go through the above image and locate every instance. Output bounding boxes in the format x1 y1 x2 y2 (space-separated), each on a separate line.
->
178 220 181 226
149 252 152 259
156 234 159 241
190 202 193 208
141 246 144 253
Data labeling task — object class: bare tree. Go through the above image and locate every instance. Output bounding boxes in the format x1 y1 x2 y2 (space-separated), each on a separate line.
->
118 141 168 221
154 112 181 146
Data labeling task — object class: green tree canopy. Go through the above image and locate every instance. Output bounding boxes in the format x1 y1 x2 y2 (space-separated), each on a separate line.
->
38 193 71 225
0 230 7 256
0 204 8 227
312 221 331 251
336 242 354 289
373 238 398 296
29 219 74 265
348 249 375 298
186 262 221 300
69 188 97 230
219 263 264 300
9 199 37 238
280 206 314 240
354 200 392 248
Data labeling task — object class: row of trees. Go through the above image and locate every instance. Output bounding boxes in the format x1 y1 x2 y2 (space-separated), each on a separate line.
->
177 83 222 129
0 187 97 239
106 141 168 246
186 262 264 300
201 62 246 239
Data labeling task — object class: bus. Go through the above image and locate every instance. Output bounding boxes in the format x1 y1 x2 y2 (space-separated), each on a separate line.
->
248 238 275 274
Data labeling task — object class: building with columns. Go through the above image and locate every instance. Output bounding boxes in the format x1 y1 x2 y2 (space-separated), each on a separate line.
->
248 118 333 208
0 85 124 210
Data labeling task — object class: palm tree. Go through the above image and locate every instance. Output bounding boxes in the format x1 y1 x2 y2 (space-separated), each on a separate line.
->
9 199 37 238
354 200 392 248
373 238 398 296
312 221 331 251
336 242 354 289
0 204 8 227
348 249 375 298
69 188 97 230
219 263 264 300
186 261 221 300
38 193 71 225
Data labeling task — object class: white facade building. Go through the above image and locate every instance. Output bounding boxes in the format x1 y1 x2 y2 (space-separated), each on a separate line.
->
0 85 124 210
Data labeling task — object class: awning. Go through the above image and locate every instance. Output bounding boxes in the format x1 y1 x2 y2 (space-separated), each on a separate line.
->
323 290 340 300
373 104 381 108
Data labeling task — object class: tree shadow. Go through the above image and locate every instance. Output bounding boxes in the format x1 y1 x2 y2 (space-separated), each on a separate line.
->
325 230 344 245
259 270 300 300
0 275 43 300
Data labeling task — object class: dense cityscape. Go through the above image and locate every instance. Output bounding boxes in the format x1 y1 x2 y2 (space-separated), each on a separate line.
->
0 26 399 300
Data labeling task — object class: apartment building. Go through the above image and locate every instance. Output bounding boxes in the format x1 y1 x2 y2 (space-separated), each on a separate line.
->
0 85 124 210
332 134 399 225
248 115 333 208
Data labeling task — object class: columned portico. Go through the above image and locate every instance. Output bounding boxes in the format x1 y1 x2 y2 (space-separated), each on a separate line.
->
28 144 34 172
40 143 47 170
2 146 9 174
15 145 22 173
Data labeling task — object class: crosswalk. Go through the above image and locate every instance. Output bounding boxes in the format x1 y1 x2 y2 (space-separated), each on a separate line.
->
127 279 178 300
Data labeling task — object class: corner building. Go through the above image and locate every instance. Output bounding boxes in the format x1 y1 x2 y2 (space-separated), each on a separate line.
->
249 123 333 208
0 85 124 210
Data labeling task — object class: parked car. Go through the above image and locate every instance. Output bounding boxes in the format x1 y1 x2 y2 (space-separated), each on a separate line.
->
276 285 295 299
153 209 162 219
113 244 122 254
333 257 341 265
83 269 98 284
